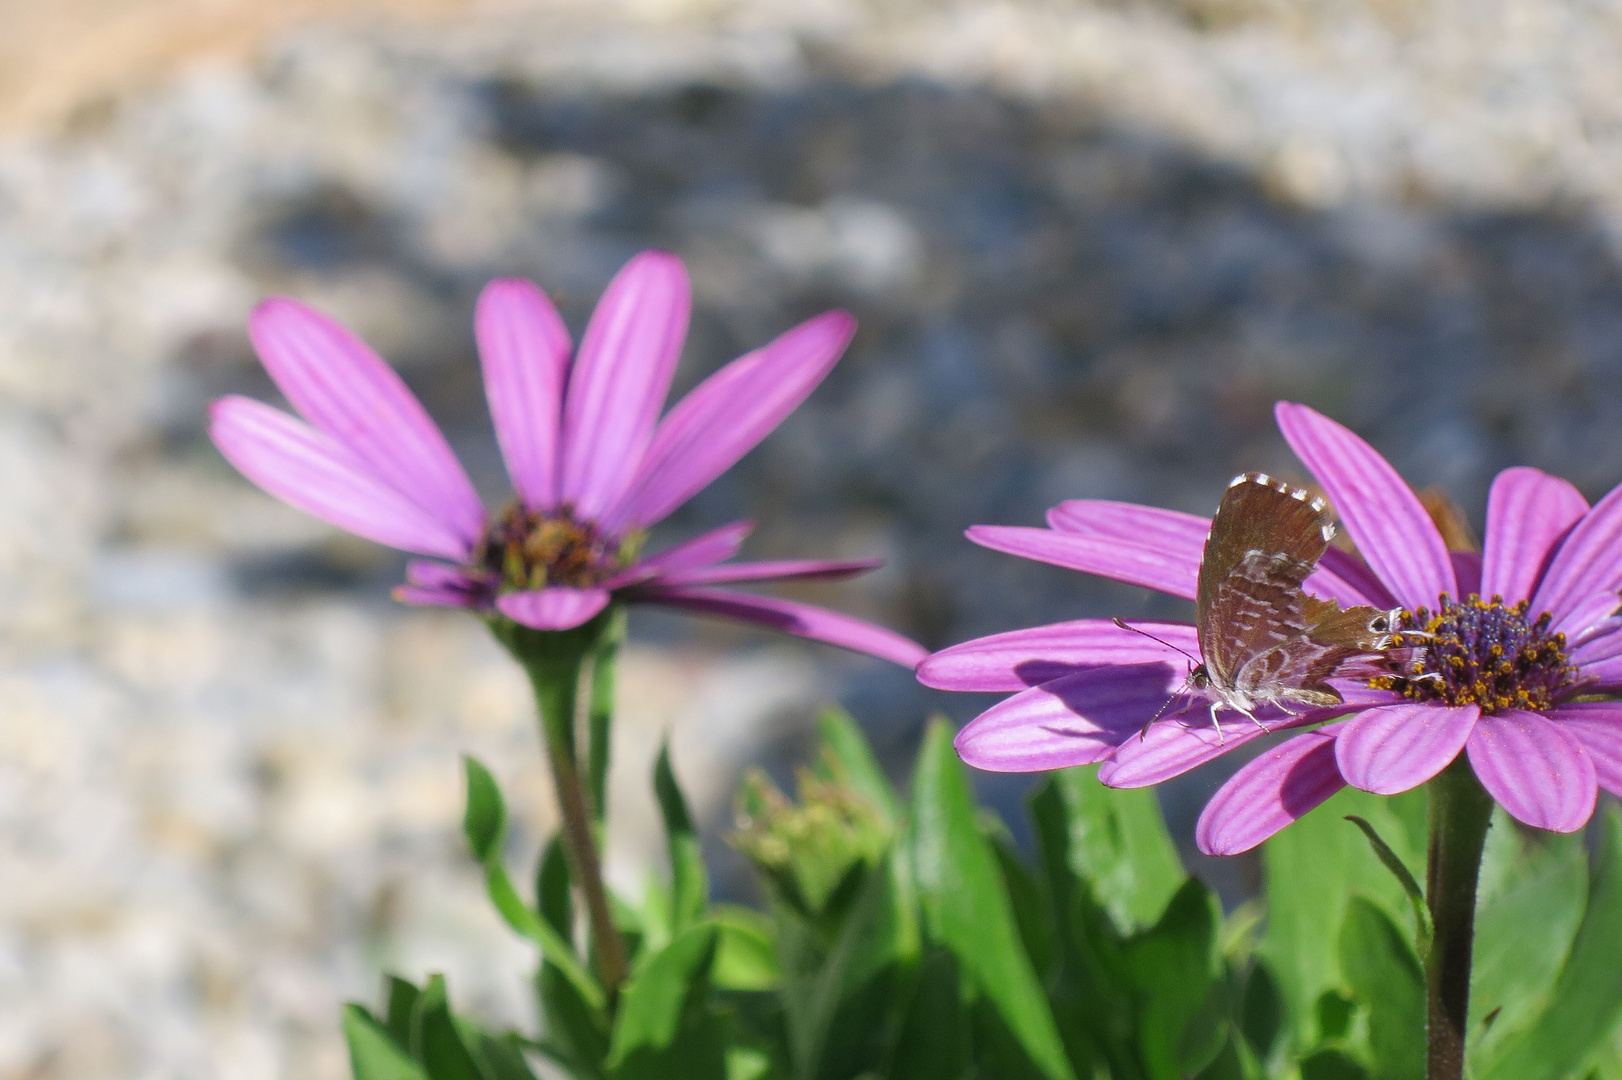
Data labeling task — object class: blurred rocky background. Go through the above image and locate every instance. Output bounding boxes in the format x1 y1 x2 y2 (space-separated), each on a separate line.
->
4 0 1622 1075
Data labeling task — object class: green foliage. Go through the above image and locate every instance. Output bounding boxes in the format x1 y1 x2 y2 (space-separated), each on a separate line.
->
352 712 1622 1080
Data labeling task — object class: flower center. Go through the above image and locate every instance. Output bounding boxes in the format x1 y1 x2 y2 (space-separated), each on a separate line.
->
477 503 639 591
1370 594 1576 713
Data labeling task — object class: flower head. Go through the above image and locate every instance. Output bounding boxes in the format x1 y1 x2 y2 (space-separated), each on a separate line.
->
922 401 1622 852
211 251 925 668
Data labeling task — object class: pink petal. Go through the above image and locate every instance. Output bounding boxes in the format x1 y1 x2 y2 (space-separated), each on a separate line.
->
1334 702 1478 795
967 525 1198 599
1275 401 1455 610
1195 724 1348 856
1531 476 1622 634
917 618 1200 692
393 585 485 609
638 521 755 572
476 278 571 511
1481 467 1587 604
1572 619 1622 665
248 298 484 550
652 558 880 587
1315 547 1396 608
952 666 1182 772
628 585 927 668
1045 500 1209 548
1550 703 1622 797
613 311 855 531
1098 710 1277 788
558 251 691 522
210 396 473 560
1467 711 1597 833
405 560 483 590
496 587 612 630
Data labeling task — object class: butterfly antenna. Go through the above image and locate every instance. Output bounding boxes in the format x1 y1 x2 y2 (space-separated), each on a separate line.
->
1111 618 1202 665
1138 690 1185 741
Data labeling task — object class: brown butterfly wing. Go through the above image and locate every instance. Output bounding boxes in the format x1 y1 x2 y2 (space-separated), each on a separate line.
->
1196 474 1335 687
1229 590 1402 708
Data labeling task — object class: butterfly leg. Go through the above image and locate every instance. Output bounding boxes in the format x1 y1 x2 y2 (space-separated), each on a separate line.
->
1238 706 1270 734
1208 700 1225 746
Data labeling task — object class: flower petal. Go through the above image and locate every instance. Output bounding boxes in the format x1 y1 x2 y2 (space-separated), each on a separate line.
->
1098 711 1275 788
629 585 927 667
497 587 612 630
248 298 483 549
1550 704 1622 798
967 525 1198 599
652 558 880 586
917 618 1200 692
1313 547 1397 608
476 278 571 511
639 521 755 572
952 665 1182 772
1335 702 1478 795
1467 711 1597 833
210 396 473 560
614 310 855 531
405 560 483 590
393 585 484 609
1046 500 1209 548
559 251 691 522
1195 725 1348 856
1275 401 1455 610
1481 467 1588 604
1531 476 1622 634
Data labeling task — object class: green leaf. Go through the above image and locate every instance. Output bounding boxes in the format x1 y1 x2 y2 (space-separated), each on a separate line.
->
535 964 610 1079
1300 1049 1370 1080
814 708 901 825
411 975 482 1080
607 924 725 1080
710 905 781 992
385 976 422 1050
462 757 506 864
909 719 1077 1080
1345 816 1432 960
1050 766 1184 934
1194 1034 1263 1080
1339 897 1424 1080
1239 959 1284 1065
653 741 708 936
1261 787 1425 1045
992 833 1058 982
344 1004 428 1080
537 834 574 942
1125 879 1227 1080
1479 806 1622 1080
889 946 970 1080
1468 822 1587 1071
464 1028 540 1080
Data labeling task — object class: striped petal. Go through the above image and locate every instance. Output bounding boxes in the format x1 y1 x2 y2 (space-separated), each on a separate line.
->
559 251 691 522
1467 711 1597 833
967 525 1198 599
210 396 472 560
1098 710 1276 788
1550 703 1622 798
476 278 571 511
1481 467 1587 604
1532 476 1622 634
1195 725 1348 856
638 521 755 572
1276 402 1455 610
629 585 927 668
1334 702 1478 795
952 665 1179 772
248 298 483 551
613 310 855 531
497 587 611 630
1046 500 1209 548
917 619 1200 692
652 558 880 587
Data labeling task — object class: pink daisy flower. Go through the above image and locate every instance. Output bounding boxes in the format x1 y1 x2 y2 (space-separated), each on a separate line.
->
920 401 1622 853
210 250 925 669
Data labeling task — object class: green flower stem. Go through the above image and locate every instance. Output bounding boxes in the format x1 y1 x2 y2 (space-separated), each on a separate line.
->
1424 756 1494 1080
492 612 628 1005
586 607 626 829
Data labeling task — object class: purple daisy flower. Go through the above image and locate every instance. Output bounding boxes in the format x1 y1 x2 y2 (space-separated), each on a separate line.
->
210 250 926 669
921 401 1622 853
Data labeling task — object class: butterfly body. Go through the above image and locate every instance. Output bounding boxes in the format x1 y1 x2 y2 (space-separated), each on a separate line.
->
1186 472 1401 735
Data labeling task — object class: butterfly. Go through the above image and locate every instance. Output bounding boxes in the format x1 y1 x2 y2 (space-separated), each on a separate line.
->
1121 472 1403 740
